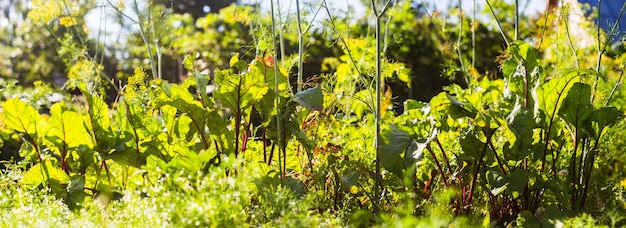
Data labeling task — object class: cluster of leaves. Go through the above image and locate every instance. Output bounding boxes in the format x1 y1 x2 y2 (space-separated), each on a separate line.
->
382 41 624 226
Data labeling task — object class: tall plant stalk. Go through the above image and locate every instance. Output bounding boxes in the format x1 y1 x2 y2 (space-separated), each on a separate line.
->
277 0 286 66
270 0 284 183
295 0 323 92
472 0 476 69
456 0 468 85
515 0 519 40
106 0 161 80
370 0 392 215
485 0 510 46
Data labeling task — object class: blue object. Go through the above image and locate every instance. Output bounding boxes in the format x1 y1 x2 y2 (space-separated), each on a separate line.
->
578 0 626 40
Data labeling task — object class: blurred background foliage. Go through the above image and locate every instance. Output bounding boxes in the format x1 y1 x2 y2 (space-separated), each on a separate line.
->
0 0 510 106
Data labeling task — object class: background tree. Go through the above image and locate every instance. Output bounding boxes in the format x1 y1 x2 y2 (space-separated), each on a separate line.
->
154 0 238 19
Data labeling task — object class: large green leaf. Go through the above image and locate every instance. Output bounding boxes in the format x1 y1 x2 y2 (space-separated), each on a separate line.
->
558 83 593 136
20 159 69 187
505 107 535 155
507 169 529 198
81 87 111 131
459 132 485 160
537 72 578 121
338 168 360 191
516 210 540 228
486 170 507 196
214 65 268 113
380 124 429 178
2 98 44 136
503 41 542 113
446 93 476 119
45 103 92 149
206 111 234 155
379 125 413 177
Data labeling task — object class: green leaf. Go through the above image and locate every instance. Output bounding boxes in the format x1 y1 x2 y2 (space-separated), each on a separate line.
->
284 175 306 197
1 98 43 136
338 168 360 191
45 103 92 150
67 175 85 209
206 111 234 155
380 125 413 177
486 170 507 196
558 83 593 134
507 169 529 198
516 210 540 228
459 132 485 160
293 85 324 111
182 53 195 71
82 89 111 131
214 68 268 113
21 160 69 187
589 106 624 138
287 119 315 153
446 93 476 119
505 107 535 155
403 99 428 112
537 72 578 120
229 53 249 73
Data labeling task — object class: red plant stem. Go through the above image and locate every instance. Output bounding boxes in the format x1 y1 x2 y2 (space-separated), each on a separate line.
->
435 138 454 177
426 146 448 186
234 76 243 158
487 139 507 175
263 131 268 163
102 160 111 185
570 131 580 208
580 139 600 208
466 134 492 205
268 142 275 166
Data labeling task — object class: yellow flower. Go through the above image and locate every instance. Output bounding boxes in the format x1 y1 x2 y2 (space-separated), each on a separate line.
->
68 60 102 80
116 0 126 11
28 0 62 25
59 16 77 27
620 178 626 187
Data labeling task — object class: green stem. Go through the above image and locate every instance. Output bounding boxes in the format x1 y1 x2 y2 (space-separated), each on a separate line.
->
456 0 468 85
370 0 392 215
485 0 510 46
270 0 284 184
514 0 519 40
295 0 323 93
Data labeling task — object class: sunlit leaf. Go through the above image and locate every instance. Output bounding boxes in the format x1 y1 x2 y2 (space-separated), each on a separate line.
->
21 160 69 187
2 98 43 136
45 103 92 149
